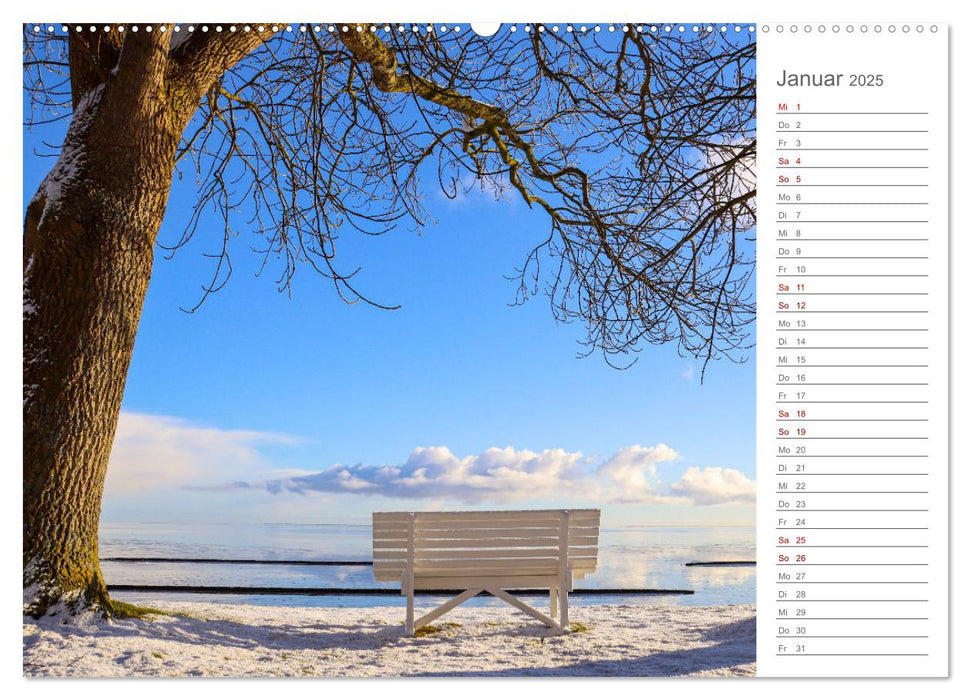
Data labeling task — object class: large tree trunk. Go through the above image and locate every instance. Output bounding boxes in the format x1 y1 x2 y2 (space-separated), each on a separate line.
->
22 25 274 617
23 31 179 617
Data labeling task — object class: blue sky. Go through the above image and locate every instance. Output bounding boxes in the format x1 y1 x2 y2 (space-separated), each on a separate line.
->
23 38 756 528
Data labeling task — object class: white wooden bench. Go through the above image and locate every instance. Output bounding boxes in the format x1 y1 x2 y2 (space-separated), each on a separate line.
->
372 509 600 634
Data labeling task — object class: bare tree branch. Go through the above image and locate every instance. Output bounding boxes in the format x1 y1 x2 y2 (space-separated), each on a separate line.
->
25 23 756 369
166 25 279 120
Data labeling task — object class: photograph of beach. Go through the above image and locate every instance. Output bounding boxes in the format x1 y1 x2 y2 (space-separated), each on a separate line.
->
23 20 757 678
26 523 756 676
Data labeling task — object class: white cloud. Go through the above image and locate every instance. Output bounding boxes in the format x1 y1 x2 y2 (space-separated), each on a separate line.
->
261 443 752 507
596 444 679 504
269 445 592 504
105 412 755 508
702 137 756 229
704 138 756 195
104 412 297 496
668 466 757 506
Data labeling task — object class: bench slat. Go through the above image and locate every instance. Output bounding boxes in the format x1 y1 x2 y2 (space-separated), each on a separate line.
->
372 517 597 531
371 527 600 544
373 526 598 540
374 516 600 526
411 536 599 549
373 547 599 560
374 556 598 568
410 565 587 577
417 515 598 524
413 548 559 560
373 566 597 582
412 575 567 590
409 521 597 533
418 547 598 560
376 508 599 519
378 567 562 578
412 526 597 537
376 557 598 574
372 537 597 552
415 511 598 523
414 513 599 525
411 562 595 573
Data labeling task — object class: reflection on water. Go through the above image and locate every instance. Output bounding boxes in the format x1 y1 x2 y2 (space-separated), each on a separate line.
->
100 522 373 560
684 564 756 591
100 522 754 607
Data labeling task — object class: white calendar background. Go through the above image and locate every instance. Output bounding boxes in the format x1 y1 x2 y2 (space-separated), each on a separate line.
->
8 0 967 692
756 24 948 677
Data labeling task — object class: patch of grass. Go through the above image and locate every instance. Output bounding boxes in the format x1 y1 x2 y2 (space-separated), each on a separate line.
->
569 622 591 634
151 651 164 659
110 600 183 619
413 622 462 637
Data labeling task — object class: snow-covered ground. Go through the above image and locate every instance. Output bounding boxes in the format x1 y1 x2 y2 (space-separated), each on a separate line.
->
23 601 755 677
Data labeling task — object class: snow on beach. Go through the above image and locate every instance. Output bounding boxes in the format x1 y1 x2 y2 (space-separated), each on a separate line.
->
23 601 755 677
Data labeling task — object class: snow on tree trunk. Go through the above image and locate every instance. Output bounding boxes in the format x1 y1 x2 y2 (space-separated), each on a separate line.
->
23 32 179 617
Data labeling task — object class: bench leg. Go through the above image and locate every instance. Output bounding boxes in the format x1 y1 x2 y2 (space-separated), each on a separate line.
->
558 581 569 630
412 588 482 631
486 588 559 630
406 589 415 635
550 585 558 618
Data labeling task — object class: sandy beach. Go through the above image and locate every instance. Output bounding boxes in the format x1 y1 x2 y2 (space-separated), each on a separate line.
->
23 601 755 677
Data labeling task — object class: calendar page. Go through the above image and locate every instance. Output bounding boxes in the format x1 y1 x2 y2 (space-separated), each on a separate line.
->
20 14 951 683
756 24 948 677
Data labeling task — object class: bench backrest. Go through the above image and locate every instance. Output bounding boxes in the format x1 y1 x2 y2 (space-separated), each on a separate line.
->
372 509 600 583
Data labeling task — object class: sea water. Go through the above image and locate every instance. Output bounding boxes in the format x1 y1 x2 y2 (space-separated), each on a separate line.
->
100 522 755 608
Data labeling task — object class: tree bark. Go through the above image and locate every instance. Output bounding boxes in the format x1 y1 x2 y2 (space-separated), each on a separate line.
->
22 30 179 616
23 25 276 617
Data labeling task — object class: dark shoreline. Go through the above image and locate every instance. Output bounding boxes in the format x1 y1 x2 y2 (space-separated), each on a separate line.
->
101 557 373 566
108 585 694 596
684 561 756 567
104 556 758 568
